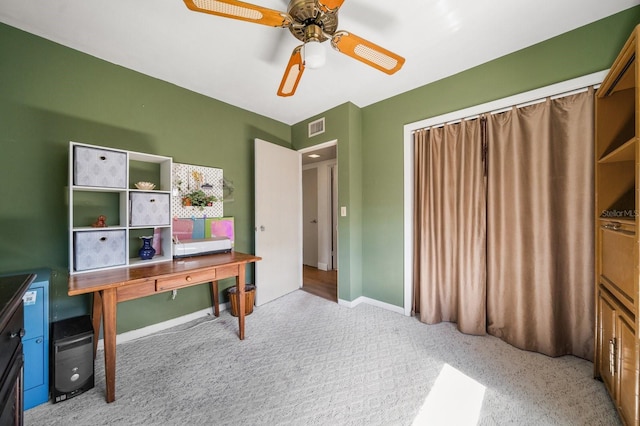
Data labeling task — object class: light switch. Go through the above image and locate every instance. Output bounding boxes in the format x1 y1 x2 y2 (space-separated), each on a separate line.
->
341 206 347 217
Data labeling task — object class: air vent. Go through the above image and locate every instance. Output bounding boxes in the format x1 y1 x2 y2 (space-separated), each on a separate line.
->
308 117 325 137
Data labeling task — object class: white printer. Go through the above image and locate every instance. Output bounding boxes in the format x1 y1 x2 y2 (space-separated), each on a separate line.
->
172 236 232 258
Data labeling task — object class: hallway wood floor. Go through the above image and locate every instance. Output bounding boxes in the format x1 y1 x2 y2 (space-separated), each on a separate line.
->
302 265 337 302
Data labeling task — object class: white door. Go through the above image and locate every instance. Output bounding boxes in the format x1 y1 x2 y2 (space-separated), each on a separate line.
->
254 139 302 306
331 164 338 270
302 168 318 267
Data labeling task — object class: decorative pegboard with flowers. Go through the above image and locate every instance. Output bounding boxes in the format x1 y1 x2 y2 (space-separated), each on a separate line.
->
172 163 223 219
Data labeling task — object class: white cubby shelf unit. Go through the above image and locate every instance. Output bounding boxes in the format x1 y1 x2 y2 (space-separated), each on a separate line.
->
68 141 174 274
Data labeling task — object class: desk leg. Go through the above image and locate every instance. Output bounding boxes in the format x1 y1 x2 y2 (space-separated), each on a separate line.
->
210 281 220 317
91 291 103 360
102 288 117 403
237 266 246 340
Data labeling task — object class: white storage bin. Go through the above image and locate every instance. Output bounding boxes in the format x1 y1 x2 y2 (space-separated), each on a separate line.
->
130 192 170 226
74 230 126 271
74 146 127 188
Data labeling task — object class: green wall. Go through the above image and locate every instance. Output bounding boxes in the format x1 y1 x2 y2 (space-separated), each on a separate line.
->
293 7 640 307
292 103 362 301
2 6 639 333
0 22 290 332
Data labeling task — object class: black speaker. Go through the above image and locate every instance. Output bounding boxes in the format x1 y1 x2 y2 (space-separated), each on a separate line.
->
51 315 94 403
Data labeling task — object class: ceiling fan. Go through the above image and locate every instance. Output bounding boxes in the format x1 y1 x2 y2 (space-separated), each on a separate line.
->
183 0 405 97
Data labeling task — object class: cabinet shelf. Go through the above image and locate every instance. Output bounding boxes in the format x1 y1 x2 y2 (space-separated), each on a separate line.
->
598 217 636 226
600 279 636 316
69 142 173 274
73 226 127 232
598 137 636 163
72 186 126 193
129 189 171 194
598 185 636 220
600 49 636 96
129 225 171 230
594 24 640 426
129 254 173 268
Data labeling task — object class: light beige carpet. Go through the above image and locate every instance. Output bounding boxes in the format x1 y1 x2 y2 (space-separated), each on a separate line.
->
25 290 620 425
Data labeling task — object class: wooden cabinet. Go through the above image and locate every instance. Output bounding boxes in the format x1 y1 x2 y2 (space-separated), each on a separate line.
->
68 142 173 274
598 286 637 424
595 24 640 426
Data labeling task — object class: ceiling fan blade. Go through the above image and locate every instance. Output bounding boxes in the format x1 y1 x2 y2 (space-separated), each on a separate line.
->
331 31 405 75
183 0 291 27
317 0 345 13
277 46 305 97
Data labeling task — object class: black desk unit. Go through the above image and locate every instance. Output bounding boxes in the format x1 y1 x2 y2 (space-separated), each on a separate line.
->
0 273 36 426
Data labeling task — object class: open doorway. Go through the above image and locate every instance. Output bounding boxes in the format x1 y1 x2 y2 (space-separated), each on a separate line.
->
300 141 338 302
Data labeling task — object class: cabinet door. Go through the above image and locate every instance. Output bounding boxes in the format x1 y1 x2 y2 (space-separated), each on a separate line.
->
600 222 635 307
598 290 617 397
23 337 45 390
617 311 637 425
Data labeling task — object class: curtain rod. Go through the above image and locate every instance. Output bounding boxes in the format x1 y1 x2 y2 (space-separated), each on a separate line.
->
413 84 599 132
408 71 607 134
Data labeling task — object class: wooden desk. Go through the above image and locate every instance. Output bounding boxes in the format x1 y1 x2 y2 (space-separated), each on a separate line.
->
68 251 261 403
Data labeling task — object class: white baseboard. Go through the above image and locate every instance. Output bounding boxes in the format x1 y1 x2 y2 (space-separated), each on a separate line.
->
338 296 405 316
317 263 328 271
96 304 229 351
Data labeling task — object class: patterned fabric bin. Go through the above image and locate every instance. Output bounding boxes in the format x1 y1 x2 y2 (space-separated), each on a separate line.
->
74 230 126 271
74 146 127 188
130 192 170 226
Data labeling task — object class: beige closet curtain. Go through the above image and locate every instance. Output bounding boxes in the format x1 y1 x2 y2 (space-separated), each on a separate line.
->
486 89 595 359
413 119 487 335
413 88 595 359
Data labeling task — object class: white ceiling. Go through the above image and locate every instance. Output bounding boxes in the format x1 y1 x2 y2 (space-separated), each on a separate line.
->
1 0 638 125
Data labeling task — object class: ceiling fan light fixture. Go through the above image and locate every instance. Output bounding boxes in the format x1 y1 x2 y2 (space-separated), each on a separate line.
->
303 40 326 69
184 0 405 97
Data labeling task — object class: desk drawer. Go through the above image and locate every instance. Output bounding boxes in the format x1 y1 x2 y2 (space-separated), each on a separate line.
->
117 281 155 302
215 265 239 280
0 304 23 381
156 269 216 292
